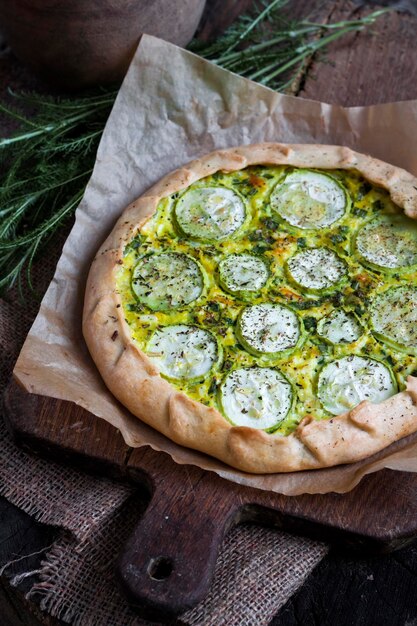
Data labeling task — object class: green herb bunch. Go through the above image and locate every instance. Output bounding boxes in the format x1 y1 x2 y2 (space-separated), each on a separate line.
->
189 1 386 90
0 91 114 292
0 1 386 294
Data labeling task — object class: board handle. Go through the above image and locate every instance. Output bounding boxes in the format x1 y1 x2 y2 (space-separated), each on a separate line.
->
117 461 240 620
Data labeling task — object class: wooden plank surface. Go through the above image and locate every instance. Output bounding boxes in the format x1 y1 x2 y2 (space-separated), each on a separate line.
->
298 0 417 105
2 0 417 624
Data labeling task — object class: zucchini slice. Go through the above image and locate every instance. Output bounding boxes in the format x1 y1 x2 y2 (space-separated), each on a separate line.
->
286 247 347 293
219 366 293 430
355 214 417 272
132 252 204 311
318 355 397 415
218 253 269 297
237 302 301 356
317 309 362 345
270 169 349 230
369 286 417 355
147 325 219 380
174 186 246 241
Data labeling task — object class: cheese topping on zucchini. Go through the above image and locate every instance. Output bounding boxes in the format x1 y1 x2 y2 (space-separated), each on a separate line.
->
174 187 246 241
355 215 417 271
147 325 219 380
286 247 347 292
132 252 204 311
218 253 269 297
237 303 301 356
270 170 348 229
220 367 293 430
318 356 397 415
370 286 417 354
317 309 362 345
118 165 417 436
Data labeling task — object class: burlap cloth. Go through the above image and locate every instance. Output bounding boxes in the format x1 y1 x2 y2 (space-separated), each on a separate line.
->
0 240 328 625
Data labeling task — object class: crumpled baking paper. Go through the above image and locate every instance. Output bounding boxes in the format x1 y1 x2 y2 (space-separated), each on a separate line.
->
14 34 417 495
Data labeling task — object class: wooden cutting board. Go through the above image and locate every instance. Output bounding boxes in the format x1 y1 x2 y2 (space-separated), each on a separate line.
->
4 380 417 621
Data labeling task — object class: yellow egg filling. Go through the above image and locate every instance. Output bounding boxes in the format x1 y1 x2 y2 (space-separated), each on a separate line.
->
117 166 417 435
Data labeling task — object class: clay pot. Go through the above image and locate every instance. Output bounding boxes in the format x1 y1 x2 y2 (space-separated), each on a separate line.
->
0 0 206 89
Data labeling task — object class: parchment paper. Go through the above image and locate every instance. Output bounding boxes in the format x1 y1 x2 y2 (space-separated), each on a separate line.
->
14 34 417 495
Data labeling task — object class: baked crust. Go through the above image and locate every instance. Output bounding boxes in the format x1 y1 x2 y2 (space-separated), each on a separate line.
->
83 143 417 473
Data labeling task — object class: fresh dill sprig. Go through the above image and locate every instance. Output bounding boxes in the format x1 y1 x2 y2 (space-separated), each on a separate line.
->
189 1 387 90
0 2 387 295
0 90 113 294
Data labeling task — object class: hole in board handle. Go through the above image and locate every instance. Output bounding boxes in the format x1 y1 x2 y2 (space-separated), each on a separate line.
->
147 556 173 581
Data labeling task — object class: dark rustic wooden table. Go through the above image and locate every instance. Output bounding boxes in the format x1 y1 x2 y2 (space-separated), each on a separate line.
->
2 1 417 625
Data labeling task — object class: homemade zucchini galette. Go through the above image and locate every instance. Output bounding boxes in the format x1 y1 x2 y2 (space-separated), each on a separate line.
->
83 144 417 473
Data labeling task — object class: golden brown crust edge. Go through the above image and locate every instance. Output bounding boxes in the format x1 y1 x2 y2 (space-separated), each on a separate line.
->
83 143 417 474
